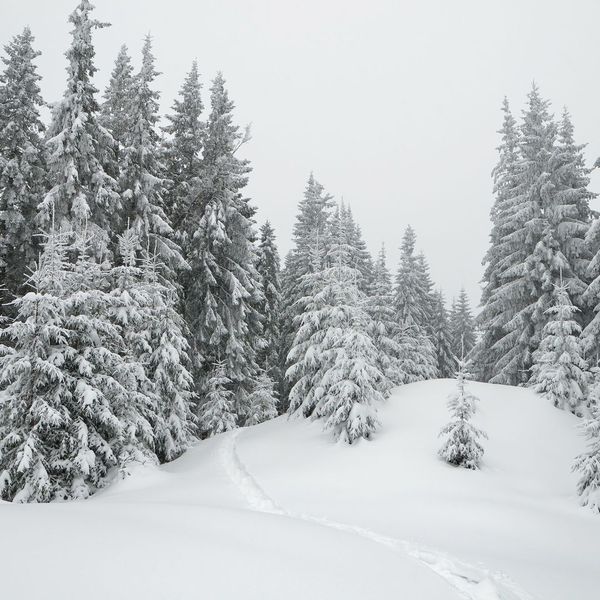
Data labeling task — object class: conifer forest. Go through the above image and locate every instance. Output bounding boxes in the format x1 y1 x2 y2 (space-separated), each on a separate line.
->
1 3 599 600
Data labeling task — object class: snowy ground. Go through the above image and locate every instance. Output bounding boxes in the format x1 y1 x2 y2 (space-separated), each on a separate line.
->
1 380 599 599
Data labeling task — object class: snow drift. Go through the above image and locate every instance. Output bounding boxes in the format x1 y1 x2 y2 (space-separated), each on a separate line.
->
1 379 599 600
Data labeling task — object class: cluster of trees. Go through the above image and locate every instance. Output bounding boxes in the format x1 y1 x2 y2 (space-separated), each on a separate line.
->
476 85 600 511
280 177 477 442
0 1 282 502
0 1 476 502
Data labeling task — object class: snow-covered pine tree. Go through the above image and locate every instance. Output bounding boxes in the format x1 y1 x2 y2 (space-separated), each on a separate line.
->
573 394 600 512
70 228 160 474
431 290 455 378
312 222 383 443
366 244 401 390
583 218 600 366
286 241 329 417
338 203 374 293
140 248 196 463
280 174 334 405
476 98 523 383
0 28 46 312
100 44 134 157
548 109 594 307
256 221 283 386
530 281 588 415
119 36 184 277
245 370 278 426
393 226 438 381
0 229 76 502
39 1 120 258
0 228 141 502
438 359 487 470
394 226 435 332
449 288 476 360
106 227 159 467
198 360 237 436
162 61 204 233
487 84 557 385
184 73 262 421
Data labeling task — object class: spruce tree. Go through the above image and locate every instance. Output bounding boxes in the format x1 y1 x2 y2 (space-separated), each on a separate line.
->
141 250 197 463
0 228 152 502
100 44 134 155
310 224 383 443
256 221 282 386
476 98 523 382
366 244 402 390
583 218 600 365
393 226 438 381
449 288 476 360
120 36 183 275
0 229 77 502
530 282 588 415
487 84 556 385
573 398 600 512
245 371 278 426
184 73 262 419
548 109 593 305
162 61 204 232
286 242 329 416
0 27 46 310
280 174 335 405
438 359 487 470
39 0 120 257
431 290 455 378
198 360 237 436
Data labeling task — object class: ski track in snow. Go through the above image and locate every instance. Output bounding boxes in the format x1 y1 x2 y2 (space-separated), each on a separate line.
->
220 428 536 600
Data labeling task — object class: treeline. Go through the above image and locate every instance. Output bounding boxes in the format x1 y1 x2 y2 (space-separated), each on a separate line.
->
475 87 600 511
0 2 476 502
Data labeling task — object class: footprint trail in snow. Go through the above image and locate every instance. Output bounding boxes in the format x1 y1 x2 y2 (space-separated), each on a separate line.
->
221 429 536 600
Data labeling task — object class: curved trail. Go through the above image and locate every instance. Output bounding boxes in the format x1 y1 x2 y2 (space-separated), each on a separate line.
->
221 429 536 600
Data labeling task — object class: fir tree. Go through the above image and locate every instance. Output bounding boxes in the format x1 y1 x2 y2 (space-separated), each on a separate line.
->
100 44 134 155
162 61 204 232
245 371 278 426
286 242 329 417
530 282 588 415
120 36 183 275
0 27 46 310
583 217 600 365
449 288 476 360
366 244 401 390
141 250 197 463
184 73 262 419
280 174 334 405
39 0 120 257
0 229 76 502
431 290 455 378
256 221 282 385
313 227 383 443
487 84 557 385
573 396 600 512
0 229 143 502
476 98 523 382
393 226 438 381
548 109 594 305
198 360 237 436
438 359 487 470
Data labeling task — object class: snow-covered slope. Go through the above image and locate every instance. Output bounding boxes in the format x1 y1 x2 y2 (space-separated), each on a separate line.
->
1 380 599 599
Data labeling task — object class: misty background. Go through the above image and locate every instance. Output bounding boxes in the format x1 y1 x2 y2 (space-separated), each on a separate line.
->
2 0 599 306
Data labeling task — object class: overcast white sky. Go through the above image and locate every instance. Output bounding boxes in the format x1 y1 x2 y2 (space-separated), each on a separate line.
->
2 0 599 306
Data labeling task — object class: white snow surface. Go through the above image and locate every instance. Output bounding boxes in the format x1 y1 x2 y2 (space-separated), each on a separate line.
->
1 379 599 599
